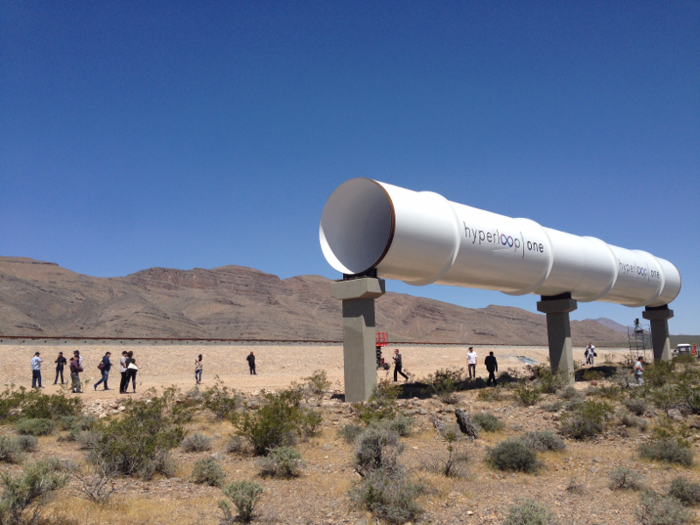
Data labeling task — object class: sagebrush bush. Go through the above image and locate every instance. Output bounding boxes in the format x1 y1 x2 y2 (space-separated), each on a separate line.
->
0 436 25 464
233 388 321 456
476 387 501 402
635 489 691 525
542 400 564 413
557 386 579 400
639 440 694 467
424 368 463 404
668 476 700 507
485 438 542 474
472 412 504 432
15 418 56 436
353 427 403 477
608 467 643 490
337 424 364 444
14 436 38 453
644 361 676 387
349 468 425 524
514 382 541 407
419 444 469 478
300 369 331 402
558 400 614 440
354 381 400 424
535 370 569 394
258 446 306 478
371 413 413 437
191 457 225 487
624 398 648 416
620 413 647 431
225 435 250 456
180 432 212 453
202 379 240 420
0 386 82 423
219 480 263 523
520 431 565 452
503 498 558 525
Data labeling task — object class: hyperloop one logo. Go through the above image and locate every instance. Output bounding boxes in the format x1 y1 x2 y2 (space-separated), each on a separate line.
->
619 262 661 281
462 223 545 258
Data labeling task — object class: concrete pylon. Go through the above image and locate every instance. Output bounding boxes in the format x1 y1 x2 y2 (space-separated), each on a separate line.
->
330 277 385 403
642 305 674 362
536 293 578 384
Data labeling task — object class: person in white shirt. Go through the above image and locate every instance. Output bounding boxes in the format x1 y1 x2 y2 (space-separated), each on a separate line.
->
31 352 43 389
633 357 645 386
467 347 478 379
585 343 596 366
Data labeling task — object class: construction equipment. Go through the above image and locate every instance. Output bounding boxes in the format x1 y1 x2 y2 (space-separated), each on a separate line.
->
375 332 390 370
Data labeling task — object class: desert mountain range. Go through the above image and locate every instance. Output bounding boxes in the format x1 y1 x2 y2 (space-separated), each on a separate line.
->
0 256 627 345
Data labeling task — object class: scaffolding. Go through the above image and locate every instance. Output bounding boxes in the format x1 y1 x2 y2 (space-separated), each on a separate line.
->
628 318 651 361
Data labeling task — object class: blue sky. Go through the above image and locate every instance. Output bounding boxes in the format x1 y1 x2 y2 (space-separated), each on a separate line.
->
1 1 698 334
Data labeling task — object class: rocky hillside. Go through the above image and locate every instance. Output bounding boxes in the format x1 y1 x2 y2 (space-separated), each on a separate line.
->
0 256 626 345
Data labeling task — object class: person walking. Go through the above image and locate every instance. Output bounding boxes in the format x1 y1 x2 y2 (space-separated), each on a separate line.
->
584 343 596 366
246 351 256 375
393 349 408 382
633 356 645 386
485 351 499 386
195 354 203 384
69 357 82 393
94 352 112 391
31 352 43 388
467 347 478 379
125 351 138 393
119 351 129 394
54 352 67 385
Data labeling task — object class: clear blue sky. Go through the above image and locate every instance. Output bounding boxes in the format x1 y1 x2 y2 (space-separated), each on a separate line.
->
1 1 698 334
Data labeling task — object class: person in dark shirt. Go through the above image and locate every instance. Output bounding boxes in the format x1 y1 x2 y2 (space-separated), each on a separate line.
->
54 352 67 385
69 357 82 393
393 349 408 382
484 351 498 386
94 352 112 391
247 351 256 375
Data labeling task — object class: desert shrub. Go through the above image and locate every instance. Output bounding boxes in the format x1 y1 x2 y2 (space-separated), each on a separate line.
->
219 480 263 523
57 416 79 431
645 360 677 387
542 400 564 412
89 389 185 478
338 424 364 444
612 368 632 388
620 413 647 431
224 435 250 456
349 467 425 524
514 382 541 407
558 400 614 440
603 353 615 364
233 388 321 456
608 467 643 490
668 476 700 507
419 443 469 478
557 386 579 400
191 457 225 487
535 370 569 394
503 499 558 525
436 422 467 443
15 418 55 436
424 368 464 404
0 458 69 524
639 440 694 467
0 437 25 464
520 431 565 452
71 461 120 505
202 379 240 420
477 387 501 401
354 381 400 424
624 398 647 416
180 432 212 453
258 446 306 478
13 436 38 453
0 387 82 423
353 427 403 477
675 381 700 415
299 369 331 402
372 413 413 437
471 412 504 432
485 438 542 474
635 489 691 525
590 384 624 400
648 385 680 411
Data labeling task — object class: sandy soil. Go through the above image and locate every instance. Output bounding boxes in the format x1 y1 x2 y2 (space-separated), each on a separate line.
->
1 343 628 398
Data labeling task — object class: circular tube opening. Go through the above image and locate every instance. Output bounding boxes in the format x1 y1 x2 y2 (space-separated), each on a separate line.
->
320 178 394 275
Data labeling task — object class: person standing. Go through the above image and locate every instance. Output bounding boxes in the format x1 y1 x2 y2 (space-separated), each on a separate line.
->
74 350 83 368
467 347 478 379
584 343 596 366
484 351 498 386
633 356 645 386
195 354 203 384
54 352 67 385
119 351 129 394
31 352 43 388
94 352 112 391
125 351 138 393
393 349 408 382
69 357 82 393
246 351 256 375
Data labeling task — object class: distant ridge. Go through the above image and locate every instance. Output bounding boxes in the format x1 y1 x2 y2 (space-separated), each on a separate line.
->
588 318 629 334
0 256 627 346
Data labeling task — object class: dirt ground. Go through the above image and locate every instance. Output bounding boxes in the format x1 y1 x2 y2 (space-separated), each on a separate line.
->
1 343 628 398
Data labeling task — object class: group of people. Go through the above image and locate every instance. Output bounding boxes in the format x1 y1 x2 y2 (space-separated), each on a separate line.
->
193 351 256 385
391 346 500 386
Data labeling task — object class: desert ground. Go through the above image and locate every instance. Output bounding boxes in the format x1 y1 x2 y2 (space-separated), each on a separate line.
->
1 343 626 396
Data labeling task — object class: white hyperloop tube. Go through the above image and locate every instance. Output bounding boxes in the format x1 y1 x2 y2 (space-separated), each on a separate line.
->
319 178 682 307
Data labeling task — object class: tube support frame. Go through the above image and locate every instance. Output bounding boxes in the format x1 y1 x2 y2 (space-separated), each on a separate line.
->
643 305 674 362
537 294 578 384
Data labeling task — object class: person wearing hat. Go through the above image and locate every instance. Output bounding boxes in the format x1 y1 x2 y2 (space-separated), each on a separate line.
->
31 352 43 388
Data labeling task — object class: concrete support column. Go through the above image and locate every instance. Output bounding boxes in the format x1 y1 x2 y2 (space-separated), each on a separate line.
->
330 277 385 403
536 293 578 384
642 305 674 362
